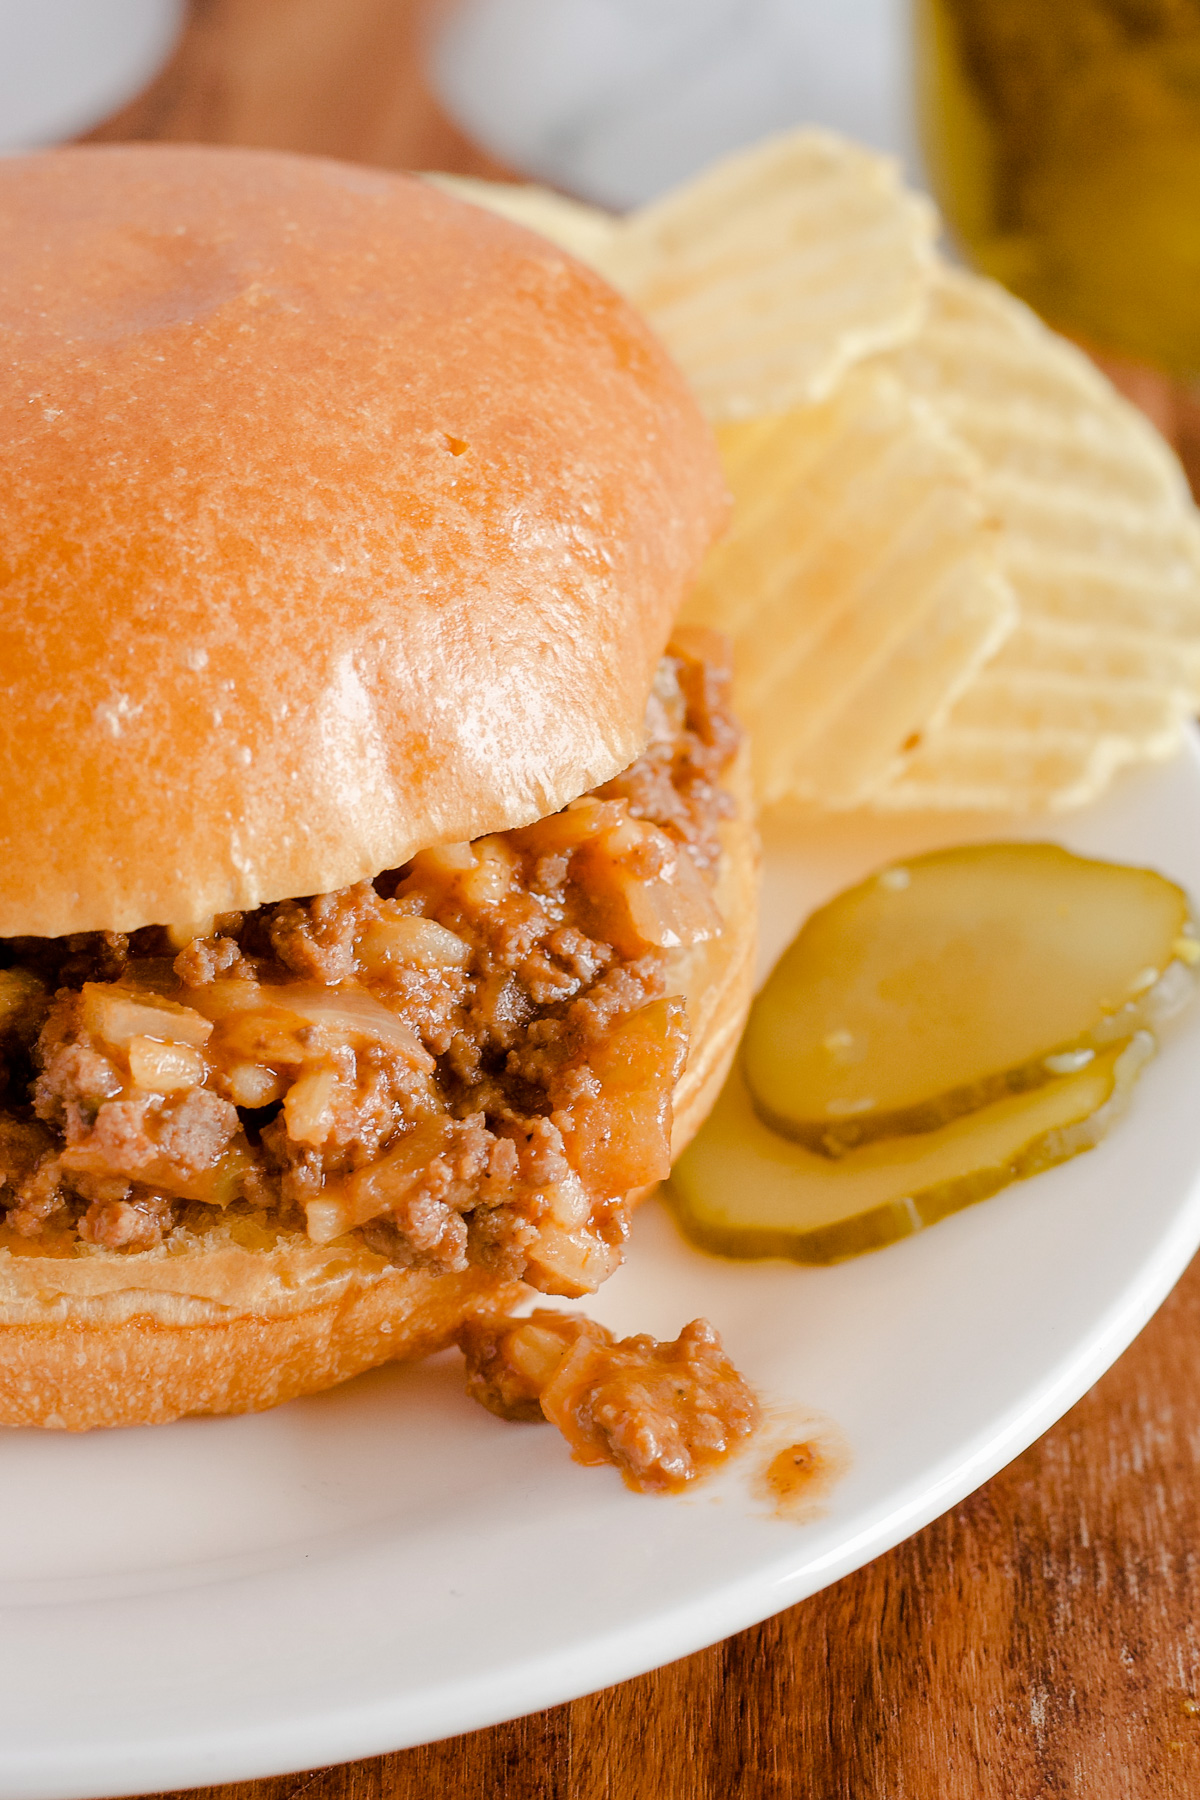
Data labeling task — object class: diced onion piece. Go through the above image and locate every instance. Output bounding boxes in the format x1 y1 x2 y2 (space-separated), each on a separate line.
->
527 799 721 951
164 916 216 951
306 1115 460 1243
127 1036 205 1093
520 1167 624 1298
188 980 265 1022
575 820 722 955
358 914 471 975
412 841 477 877
559 996 689 1195
524 1222 622 1297
82 984 213 1050
214 1007 308 1068
284 1066 339 1146
459 838 516 907
60 1125 253 1206
224 1061 285 1107
281 984 435 1068
621 844 723 951
406 837 516 905
304 1195 352 1247
519 797 624 855
202 1142 255 1208
168 1139 255 1210
504 1317 581 1388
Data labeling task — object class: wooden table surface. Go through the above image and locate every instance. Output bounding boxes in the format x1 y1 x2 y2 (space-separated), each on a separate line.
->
80 6 1200 1796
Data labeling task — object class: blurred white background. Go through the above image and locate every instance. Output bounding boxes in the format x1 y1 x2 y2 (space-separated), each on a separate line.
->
0 0 915 205
0 0 183 151
431 0 919 207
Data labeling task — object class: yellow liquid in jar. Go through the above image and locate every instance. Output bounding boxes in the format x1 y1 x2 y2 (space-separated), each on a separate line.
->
916 0 1200 376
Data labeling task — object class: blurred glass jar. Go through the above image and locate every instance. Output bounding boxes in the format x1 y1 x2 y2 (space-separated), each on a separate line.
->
916 0 1200 377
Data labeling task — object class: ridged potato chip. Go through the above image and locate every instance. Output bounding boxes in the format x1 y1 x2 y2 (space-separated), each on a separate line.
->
869 269 1200 812
603 129 938 422
680 365 1016 807
424 174 618 273
430 130 937 425
429 162 1200 817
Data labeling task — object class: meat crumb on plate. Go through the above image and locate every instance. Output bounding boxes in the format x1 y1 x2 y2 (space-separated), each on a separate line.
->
458 1309 761 1493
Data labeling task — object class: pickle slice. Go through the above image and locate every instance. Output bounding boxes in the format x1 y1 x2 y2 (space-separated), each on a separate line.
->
743 843 1196 1153
669 1035 1152 1265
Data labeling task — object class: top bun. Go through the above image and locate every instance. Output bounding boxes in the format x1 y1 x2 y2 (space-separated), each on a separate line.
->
0 145 726 939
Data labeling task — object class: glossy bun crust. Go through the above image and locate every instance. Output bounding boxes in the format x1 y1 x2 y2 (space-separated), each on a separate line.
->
0 145 726 938
0 780 756 1430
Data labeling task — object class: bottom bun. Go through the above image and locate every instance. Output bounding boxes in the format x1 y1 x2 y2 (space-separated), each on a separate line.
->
0 764 757 1431
0 1251 526 1431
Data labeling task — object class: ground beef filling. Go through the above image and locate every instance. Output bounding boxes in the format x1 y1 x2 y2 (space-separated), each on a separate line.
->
0 637 739 1297
458 1310 761 1492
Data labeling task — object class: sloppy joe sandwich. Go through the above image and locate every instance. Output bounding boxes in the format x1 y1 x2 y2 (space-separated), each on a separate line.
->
0 145 757 1431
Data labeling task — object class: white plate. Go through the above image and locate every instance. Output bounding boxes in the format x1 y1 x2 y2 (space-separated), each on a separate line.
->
4 738 1200 1799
